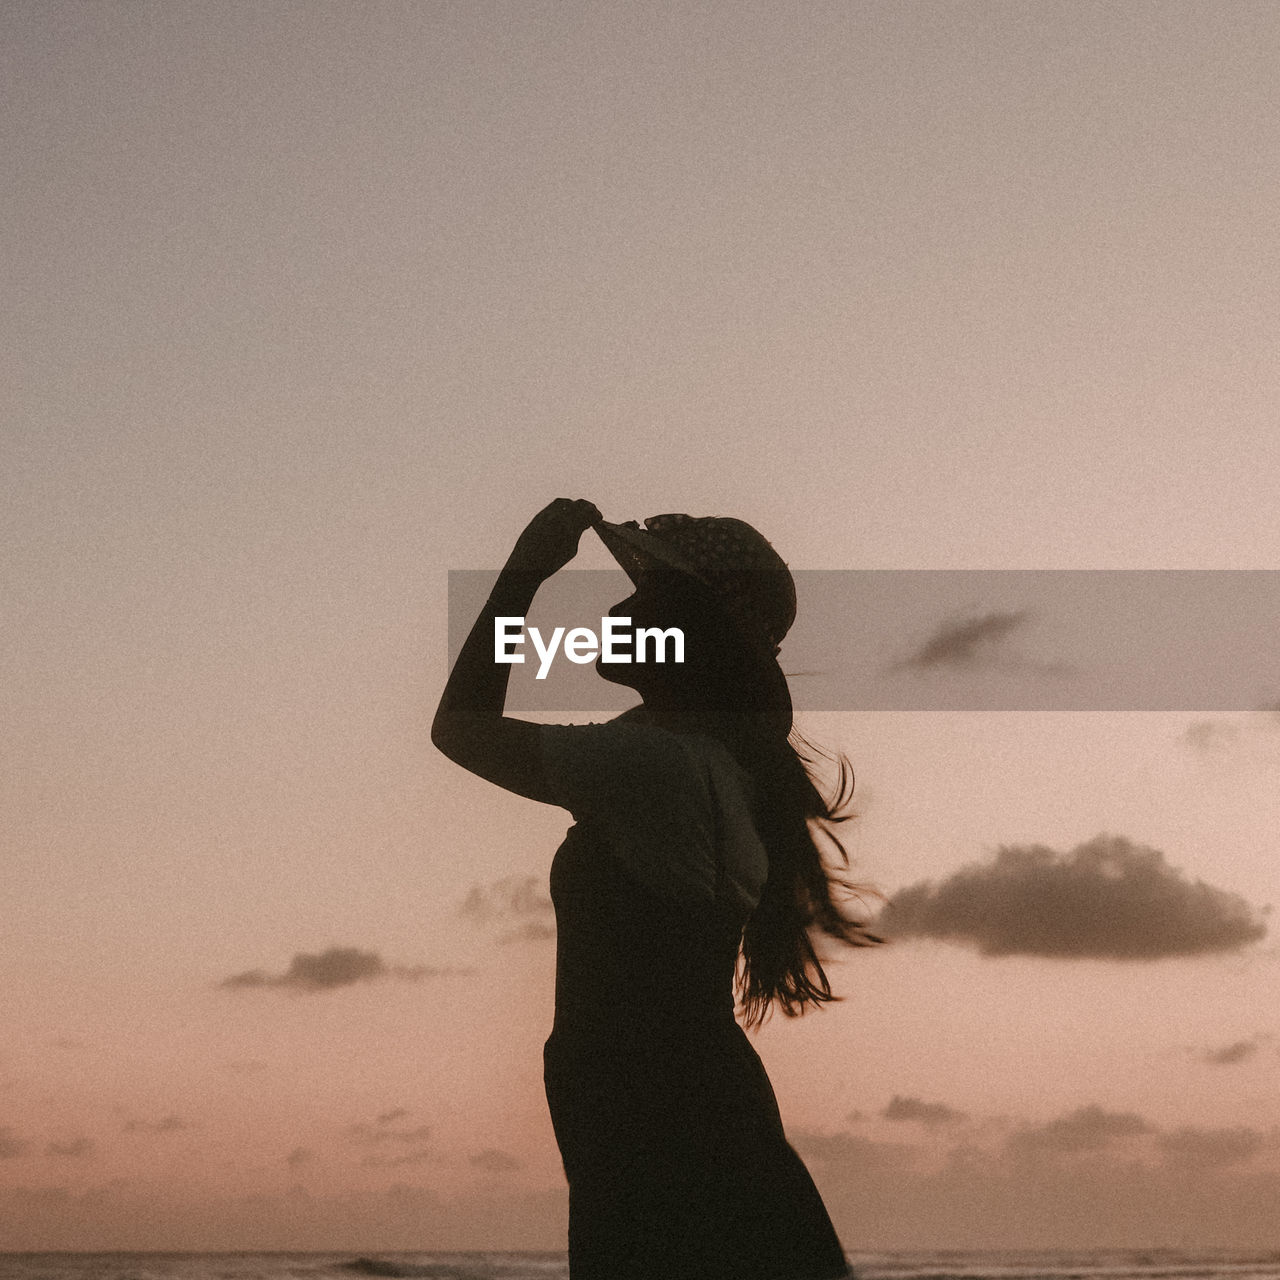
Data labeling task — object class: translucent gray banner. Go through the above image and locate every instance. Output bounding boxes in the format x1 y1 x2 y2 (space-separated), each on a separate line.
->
447 570 1280 712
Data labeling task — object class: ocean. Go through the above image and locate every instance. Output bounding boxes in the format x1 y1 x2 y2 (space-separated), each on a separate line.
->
0 1250 1278 1280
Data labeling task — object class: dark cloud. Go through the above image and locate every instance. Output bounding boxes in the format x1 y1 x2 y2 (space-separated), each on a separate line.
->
460 876 555 944
470 1147 523 1173
1157 1125 1268 1169
889 609 1069 678
220 946 452 993
1199 1037 1265 1066
285 1147 315 1169
882 1095 967 1128
376 1108 409 1124
893 610 1029 670
1007 1105 1152 1157
46 1138 95 1159
877 834 1268 959
0 1127 30 1158
122 1114 190 1134
461 876 553 922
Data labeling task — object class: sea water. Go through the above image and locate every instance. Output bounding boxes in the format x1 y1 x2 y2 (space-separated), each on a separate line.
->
1 1249 1279 1280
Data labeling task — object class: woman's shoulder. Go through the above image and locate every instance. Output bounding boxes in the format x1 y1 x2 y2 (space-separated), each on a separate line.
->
535 713 707 815
543 707 712 758
541 708 691 753
538 709 757 810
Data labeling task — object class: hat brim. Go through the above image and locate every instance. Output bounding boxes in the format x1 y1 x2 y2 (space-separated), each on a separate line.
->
591 519 793 735
593 519 703 587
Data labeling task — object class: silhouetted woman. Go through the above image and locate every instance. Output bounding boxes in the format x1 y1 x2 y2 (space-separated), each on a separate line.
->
433 498 878 1280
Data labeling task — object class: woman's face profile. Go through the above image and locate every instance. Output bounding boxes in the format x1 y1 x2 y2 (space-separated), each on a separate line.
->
595 572 669 690
594 568 725 698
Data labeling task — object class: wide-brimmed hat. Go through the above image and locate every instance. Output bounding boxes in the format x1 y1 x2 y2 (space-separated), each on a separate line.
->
593 513 796 733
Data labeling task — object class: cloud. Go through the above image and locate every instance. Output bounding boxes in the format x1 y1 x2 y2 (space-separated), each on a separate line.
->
780 1104 1280 1249
0 1127 30 1159
1182 703 1280 752
892 609 1030 670
469 1148 523 1173
460 876 551 921
1199 1037 1266 1066
1007 1105 1153 1157
5 1117 1280 1252
460 876 555 944
888 609 1070 679
877 834 1268 959
1157 1125 1269 1169
285 1147 315 1169
122 1115 190 1134
359 1149 432 1168
45 1138 94 1159
220 947 453 993
882 1095 968 1128
497 919 557 942
1183 720 1241 751
344 1112 430 1148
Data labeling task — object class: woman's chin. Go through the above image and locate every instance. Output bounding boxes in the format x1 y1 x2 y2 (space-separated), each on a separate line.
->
595 656 639 689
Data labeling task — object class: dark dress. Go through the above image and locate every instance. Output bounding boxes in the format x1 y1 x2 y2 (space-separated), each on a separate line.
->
540 724 850 1280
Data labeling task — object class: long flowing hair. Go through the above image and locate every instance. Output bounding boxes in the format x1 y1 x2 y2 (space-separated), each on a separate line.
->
640 568 883 1027
732 727 882 1028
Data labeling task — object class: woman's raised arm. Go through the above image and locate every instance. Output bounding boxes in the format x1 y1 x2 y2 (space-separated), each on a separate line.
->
430 497 601 801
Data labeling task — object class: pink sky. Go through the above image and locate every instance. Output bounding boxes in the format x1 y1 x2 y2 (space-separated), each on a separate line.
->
5 0 1280 1251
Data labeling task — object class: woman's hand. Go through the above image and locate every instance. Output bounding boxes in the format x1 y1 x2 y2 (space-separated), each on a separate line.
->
504 498 603 578
432 494 601 793
432 497 602 802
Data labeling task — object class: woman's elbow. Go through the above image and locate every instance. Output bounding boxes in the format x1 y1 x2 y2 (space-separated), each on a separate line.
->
431 711 465 760
431 711 492 770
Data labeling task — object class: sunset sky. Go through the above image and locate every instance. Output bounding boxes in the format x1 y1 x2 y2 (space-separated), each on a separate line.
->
5 0 1280 1252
